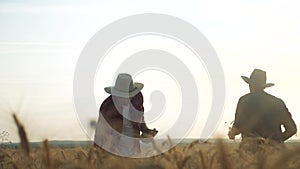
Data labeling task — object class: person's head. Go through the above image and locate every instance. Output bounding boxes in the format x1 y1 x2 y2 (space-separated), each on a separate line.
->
249 84 265 93
112 95 132 106
242 69 274 93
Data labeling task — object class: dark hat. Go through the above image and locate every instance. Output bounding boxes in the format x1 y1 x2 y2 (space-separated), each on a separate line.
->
104 73 144 98
241 69 274 88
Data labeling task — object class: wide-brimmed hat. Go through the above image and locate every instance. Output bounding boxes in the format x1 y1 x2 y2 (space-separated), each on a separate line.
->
104 73 144 98
241 69 274 88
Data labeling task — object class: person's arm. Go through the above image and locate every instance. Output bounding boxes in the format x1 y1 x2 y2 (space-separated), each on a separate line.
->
140 119 150 133
228 127 240 139
131 92 158 135
100 96 116 120
228 97 244 140
280 100 297 141
140 115 158 134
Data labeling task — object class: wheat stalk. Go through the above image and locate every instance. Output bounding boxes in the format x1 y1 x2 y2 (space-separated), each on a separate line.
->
12 114 30 156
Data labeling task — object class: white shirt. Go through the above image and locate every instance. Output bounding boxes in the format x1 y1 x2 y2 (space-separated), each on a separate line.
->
118 105 136 156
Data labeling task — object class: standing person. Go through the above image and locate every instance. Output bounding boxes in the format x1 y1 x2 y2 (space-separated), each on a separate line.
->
228 69 297 143
94 73 158 156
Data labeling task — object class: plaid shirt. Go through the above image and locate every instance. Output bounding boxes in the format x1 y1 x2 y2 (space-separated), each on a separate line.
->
94 92 149 154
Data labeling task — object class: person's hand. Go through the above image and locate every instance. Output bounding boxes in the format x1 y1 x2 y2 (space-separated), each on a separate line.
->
228 130 235 140
148 128 158 136
141 128 158 138
144 128 158 137
228 127 240 140
140 128 158 143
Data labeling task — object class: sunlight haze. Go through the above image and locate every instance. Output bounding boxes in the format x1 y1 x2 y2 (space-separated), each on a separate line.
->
0 0 300 142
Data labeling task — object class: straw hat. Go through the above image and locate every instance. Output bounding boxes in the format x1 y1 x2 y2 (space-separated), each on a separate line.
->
104 73 144 97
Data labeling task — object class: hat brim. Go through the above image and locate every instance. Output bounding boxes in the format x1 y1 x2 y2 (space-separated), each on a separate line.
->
241 76 274 88
104 82 144 98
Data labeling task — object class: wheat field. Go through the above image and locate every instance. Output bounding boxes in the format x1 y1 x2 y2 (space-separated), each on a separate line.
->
1 115 300 169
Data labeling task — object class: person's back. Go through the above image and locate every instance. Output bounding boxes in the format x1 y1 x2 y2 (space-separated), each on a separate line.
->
234 91 295 142
228 69 297 143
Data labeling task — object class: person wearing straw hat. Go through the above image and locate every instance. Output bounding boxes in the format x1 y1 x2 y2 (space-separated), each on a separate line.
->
228 69 297 143
94 73 158 156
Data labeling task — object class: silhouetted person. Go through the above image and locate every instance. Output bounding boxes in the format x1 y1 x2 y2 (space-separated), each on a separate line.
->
94 73 158 156
228 69 297 143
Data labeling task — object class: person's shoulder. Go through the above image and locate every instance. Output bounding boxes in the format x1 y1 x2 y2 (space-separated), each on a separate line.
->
235 93 252 105
100 95 113 110
240 93 251 98
263 92 281 100
263 92 286 104
102 95 112 103
238 92 271 102
131 92 144 106
238 93 252 101
135 92 143 99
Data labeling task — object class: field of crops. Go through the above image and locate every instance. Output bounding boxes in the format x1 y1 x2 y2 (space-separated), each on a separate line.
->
1 138 300 169
1 114 300 169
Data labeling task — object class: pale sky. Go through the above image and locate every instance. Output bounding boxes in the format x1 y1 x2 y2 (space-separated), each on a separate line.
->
1 0 300 142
